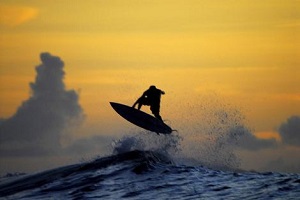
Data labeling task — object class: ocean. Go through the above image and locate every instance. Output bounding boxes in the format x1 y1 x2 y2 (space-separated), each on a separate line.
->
0 133 299 200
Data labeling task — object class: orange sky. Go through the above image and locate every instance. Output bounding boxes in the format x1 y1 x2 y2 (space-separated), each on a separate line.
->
0 0 299 172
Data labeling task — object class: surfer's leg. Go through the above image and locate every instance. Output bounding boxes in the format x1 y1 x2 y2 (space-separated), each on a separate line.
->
151 105 163 121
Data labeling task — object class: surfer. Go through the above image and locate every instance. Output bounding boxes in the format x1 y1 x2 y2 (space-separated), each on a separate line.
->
132 85 165 121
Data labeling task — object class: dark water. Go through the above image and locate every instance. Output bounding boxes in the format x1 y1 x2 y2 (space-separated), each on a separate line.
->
0 150 299 199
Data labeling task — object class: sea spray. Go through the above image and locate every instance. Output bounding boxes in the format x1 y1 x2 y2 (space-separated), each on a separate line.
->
172 93 249 171
112 131 182 156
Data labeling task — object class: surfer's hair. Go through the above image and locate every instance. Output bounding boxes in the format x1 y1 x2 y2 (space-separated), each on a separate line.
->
149 85 156 89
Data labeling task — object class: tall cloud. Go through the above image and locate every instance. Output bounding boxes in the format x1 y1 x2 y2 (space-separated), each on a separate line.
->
279 116 300 146
0 53 84 156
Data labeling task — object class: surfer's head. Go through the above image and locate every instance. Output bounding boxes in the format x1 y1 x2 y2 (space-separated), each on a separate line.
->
149 85 157 90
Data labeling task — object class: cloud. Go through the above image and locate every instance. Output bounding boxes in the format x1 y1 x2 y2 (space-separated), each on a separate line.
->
264 156 300 173
0 5 39 27
228 126 278 151
0 53 84 156
279 116 300 146
64 135 114 156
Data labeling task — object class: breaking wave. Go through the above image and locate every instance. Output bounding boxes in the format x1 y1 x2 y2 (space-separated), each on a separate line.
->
0 149 299 199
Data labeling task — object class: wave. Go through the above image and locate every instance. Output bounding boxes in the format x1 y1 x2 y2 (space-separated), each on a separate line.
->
1 149 300 199
0 150 172 198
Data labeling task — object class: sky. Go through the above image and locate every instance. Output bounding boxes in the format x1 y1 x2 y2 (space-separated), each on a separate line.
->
0 0 299 174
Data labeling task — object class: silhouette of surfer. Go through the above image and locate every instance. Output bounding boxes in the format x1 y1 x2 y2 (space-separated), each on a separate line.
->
132 85 165 121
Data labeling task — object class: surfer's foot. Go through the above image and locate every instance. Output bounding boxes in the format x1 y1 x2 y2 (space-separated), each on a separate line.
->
154 114 163 122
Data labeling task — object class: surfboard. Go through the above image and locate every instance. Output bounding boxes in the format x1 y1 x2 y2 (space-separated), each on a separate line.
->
110 102 172 134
